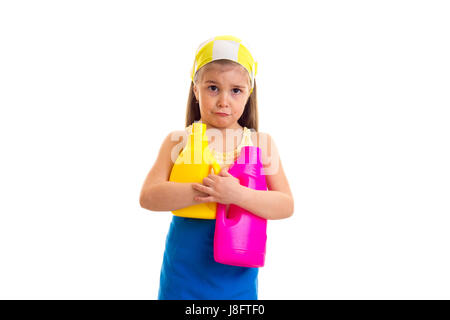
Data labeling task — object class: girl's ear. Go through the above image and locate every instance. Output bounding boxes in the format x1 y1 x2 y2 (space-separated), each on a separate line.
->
193 83 199 101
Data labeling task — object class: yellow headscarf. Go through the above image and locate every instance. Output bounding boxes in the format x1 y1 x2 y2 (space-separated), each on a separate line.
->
190 35 258 95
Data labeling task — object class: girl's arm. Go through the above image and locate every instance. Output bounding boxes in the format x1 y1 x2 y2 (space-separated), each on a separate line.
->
237 132 294 220
192 132 294 220
139 131 207 212
141 181 207 212
234 159 294 220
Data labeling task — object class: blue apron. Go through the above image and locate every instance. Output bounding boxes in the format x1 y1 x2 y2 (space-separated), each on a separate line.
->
158 215 259 300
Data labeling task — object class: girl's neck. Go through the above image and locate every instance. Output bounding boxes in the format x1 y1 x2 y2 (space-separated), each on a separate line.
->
198 119 243 134
196 120 244 155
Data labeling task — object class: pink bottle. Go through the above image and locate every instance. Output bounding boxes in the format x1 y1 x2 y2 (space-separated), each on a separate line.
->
214 146 268 268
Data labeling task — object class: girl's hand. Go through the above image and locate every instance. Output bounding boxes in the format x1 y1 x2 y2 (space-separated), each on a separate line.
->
192 168 242 205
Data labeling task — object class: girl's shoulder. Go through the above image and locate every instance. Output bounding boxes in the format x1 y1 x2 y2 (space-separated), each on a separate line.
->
249 130 279 173
167 127 190 142
140 128 188 188
248 130 273 152
164 128 190 159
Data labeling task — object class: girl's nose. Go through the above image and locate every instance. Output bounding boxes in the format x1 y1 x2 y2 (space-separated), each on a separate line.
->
217 92 231 108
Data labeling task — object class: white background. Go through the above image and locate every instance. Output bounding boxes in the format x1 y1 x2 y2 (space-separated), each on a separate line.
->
1 0 449 299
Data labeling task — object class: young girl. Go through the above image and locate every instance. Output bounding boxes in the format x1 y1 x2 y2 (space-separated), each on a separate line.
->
139 35 294 300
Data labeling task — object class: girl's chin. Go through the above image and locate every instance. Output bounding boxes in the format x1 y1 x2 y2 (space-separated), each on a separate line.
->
215 119 233 127
209 116 230 124
200 117 235 129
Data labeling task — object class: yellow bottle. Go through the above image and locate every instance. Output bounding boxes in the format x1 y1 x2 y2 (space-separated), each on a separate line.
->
169 122 221 219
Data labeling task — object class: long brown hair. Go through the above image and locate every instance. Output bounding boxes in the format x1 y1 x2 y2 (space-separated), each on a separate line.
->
185 60 259 131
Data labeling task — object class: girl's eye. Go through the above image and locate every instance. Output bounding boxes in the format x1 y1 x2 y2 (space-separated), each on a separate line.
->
207 86 241 94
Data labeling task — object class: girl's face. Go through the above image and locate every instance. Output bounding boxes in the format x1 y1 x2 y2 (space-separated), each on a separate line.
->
193 62 251 129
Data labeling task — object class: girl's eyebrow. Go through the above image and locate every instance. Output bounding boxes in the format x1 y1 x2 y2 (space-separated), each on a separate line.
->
205 80 246 89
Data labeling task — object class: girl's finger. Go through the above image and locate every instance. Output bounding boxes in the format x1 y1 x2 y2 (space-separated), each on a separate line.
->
202 177 214 186
208 174 218 180
193 183 213 195
194 196 215 203
193 183 205 191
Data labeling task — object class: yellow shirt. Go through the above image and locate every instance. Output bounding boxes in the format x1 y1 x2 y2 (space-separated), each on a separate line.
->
185 125 254 167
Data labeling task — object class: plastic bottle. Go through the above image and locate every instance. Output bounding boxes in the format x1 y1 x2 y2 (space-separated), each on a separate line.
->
169 122 221 219
214 146 268 267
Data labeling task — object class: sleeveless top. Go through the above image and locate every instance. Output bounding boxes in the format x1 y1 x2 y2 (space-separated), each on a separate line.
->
158 125 258 300
185 124 254 167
